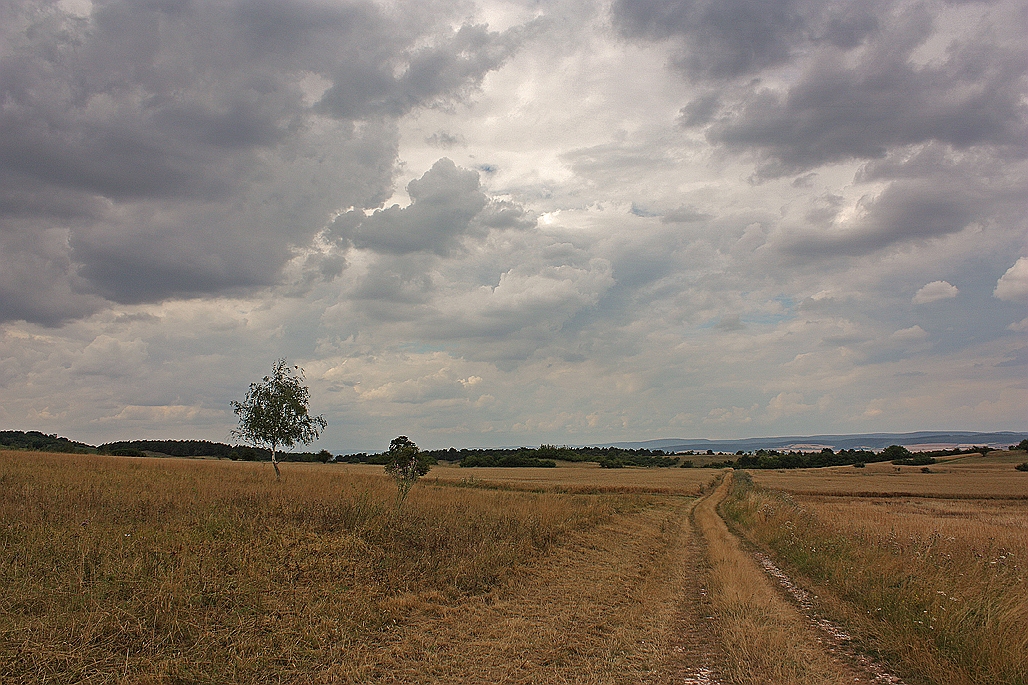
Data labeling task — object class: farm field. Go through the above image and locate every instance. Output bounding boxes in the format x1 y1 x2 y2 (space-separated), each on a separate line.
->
747 454 1028 498
2 449 1027 684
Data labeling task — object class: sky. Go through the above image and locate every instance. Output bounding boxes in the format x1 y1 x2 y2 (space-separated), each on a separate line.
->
1 0 1026 453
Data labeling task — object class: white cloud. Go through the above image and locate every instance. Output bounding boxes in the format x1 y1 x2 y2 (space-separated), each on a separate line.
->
891 325 929 341
72 335 148 377
99 405 223 424
704 406 755 425
765 392 816 422
913 280 958 304
994 258 1028 303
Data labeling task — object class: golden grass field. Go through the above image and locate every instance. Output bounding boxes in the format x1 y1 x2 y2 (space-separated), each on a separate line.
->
2 448 1027 684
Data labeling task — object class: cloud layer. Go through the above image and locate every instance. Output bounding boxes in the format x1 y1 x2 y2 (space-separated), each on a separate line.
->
0 0 526 323
2 0 1025 450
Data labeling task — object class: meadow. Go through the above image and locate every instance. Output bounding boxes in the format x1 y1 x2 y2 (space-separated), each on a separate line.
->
3 449 1026 684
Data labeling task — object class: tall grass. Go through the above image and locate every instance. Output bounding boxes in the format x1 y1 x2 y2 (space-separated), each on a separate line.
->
721 474 1028 685
0 451 630 683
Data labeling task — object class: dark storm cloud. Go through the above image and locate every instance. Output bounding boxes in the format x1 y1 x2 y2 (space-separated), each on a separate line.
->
0 0 527 324
783 146 1027 256
611 0 807 78
334 159 488 255
316 22 527 119
709 5 1028 176
332 159 534 256
788 182 976 256
678 93 721 127
0 227 102 326
818 3 879 49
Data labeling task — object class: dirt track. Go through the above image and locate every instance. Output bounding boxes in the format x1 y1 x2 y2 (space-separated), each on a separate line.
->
323 496 707 683
326 473 904 684
692 472 903 685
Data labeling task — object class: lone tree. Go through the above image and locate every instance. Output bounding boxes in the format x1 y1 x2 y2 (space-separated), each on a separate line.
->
231 359 327 480
384 436 430 505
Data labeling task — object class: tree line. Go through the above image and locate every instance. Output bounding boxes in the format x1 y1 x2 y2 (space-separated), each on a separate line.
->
703 444 1007 470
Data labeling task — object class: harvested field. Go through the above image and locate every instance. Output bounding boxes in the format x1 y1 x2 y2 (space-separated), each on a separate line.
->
0 450 712 684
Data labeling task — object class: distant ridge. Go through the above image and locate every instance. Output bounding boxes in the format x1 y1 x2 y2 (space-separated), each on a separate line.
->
594 431 1028 453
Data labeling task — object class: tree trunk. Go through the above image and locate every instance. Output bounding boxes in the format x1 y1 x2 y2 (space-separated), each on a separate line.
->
271 445 281 480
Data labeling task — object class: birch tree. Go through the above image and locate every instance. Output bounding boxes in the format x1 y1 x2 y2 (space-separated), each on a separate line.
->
231 359 327 480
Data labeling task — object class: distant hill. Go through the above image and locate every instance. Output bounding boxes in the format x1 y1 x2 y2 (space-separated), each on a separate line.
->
598 431 1028 453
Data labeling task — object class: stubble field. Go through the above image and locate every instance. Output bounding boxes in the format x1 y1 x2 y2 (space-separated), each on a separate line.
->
2 449 1026 684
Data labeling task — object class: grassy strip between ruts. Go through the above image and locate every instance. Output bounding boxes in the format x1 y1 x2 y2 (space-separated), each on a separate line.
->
720 471 1028 685
0 451 646 684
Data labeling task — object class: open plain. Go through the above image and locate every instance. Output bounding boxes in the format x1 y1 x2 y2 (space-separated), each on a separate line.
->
2 449 1026 684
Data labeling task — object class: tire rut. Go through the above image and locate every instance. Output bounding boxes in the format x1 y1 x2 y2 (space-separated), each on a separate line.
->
655 498 723 684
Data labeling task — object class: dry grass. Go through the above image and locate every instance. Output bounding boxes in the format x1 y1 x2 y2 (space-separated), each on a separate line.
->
722 471 1028 685
0 450 647 683
323 497 704 684
10 448 1025 684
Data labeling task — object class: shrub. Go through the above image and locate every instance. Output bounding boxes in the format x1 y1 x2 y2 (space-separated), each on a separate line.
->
105 447 145 457
1016 462 1028 472
882 444 911 461
383 436 431 505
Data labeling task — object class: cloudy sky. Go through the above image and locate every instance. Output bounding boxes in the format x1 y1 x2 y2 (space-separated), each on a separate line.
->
1 0 1026 452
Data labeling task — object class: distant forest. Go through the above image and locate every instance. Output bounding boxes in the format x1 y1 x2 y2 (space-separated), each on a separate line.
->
0 431 95 453
1 430 1018 469
0 432 329 462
